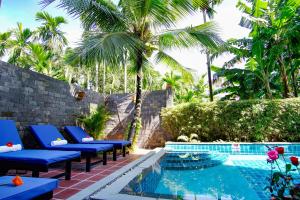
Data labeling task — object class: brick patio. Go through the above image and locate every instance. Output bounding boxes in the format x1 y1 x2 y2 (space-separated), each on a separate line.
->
7 153 142 200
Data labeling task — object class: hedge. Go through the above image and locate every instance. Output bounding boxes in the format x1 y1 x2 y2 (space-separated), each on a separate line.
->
161 98 300 142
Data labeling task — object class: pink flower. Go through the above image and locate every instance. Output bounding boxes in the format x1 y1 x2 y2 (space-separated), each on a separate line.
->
267 150 279 161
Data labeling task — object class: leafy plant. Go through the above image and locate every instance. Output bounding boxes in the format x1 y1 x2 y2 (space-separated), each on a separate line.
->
162 98 300 142
77 106 110 139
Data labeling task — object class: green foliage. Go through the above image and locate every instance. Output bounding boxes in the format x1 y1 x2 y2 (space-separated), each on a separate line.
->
162 98 300 142
175 74 208 103
212 0 300 99
77 106 110 139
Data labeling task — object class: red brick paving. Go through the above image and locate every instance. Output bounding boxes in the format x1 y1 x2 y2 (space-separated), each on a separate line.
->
8 153 141 200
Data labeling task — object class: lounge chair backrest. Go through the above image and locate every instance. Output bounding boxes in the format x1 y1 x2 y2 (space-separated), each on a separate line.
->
64 126 89 143
30 125 66 148
0 120 23 147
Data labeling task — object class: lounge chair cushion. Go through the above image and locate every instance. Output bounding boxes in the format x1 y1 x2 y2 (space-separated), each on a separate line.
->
0 176 58 200
29 125 66 148
46 144 113 153
64 126 131 148
0 120 23 147
30 125 113 153
0 150 80 165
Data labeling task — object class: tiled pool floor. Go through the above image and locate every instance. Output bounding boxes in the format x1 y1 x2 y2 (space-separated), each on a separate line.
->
7 153 141 200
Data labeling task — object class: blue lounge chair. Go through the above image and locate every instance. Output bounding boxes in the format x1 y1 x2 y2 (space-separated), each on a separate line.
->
64 126 131 161
0 176 58 200
29 125 114 172
0 120 80 180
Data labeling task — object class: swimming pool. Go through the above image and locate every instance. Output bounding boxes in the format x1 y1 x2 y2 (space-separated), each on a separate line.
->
78 143 300 200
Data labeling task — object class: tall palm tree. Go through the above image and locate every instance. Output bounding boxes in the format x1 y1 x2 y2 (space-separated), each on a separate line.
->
7 23 33 66
41 0 222 143
35 11 68 51
194 0 224 102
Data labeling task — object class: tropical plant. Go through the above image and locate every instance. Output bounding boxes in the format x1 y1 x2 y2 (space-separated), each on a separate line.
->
76 106 110 139
174 74 207 103
162 71 182 90
41 0 222 143
35 11 68 51
6 23 33 66
212 0 300 99
0 32 11 57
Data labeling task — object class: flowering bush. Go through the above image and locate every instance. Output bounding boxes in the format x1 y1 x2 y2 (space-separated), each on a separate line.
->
266 146 300 199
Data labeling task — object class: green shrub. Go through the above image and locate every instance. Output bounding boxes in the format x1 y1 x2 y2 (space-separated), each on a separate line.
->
161 98 300 142
77 106 110 139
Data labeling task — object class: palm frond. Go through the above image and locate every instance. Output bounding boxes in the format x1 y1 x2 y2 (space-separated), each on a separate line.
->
40 0 126 31
154 51 194 83
77 31 142 66
157 22 222 51
0 32 11 57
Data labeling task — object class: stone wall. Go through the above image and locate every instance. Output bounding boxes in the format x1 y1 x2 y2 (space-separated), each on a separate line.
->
0 61 173 148
0 61 104 148
105 89 173 148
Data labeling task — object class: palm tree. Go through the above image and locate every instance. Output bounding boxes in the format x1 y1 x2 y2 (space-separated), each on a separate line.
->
35 11 68 51
163 71 182 90
24 43 55 75
0 32 11 57
194 0 224 102
41 0 222 143
7 23 33 66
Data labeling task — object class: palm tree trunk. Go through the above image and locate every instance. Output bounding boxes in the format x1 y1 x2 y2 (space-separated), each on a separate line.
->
202 10 214 102
123 55 127 93
103 64 106 95
278 57 290 98
127 52 143 143
87 71 90 89
291 70 298 97
95 62 99 92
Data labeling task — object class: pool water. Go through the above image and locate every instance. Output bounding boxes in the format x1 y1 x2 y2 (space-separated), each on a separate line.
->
121 151 298 200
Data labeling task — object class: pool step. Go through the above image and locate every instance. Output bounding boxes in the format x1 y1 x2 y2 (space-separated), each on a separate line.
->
160 153 228 170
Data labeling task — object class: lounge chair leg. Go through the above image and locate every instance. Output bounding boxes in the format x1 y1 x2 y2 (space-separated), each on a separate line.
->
32 171 40 177
103 151 107 165
65 161 72 180
86 156 91 172
122 146 126 157
113 148 117 161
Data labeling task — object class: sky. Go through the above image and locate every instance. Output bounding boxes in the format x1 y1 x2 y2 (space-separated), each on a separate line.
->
0 0 249 76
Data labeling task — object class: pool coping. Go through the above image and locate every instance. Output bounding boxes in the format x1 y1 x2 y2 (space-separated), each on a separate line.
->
67 148 164 200
166 141 300 145
90 148 166 200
